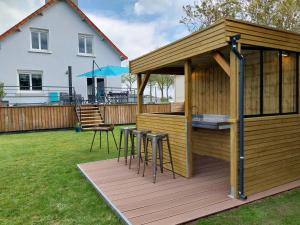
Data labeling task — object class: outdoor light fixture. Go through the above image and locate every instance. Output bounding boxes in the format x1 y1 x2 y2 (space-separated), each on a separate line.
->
282 51 289 57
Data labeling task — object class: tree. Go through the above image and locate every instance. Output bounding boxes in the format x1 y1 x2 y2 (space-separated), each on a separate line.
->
151 75 166 99
149 75 175 101
147 76 156 102
247 0 300 31
121 73 136 91
164 75 175 100
180 0 243 32
180 0 300 33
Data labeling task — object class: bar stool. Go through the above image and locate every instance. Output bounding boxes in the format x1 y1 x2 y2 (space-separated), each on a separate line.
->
143 133 175 183
129 129 151 173
118 126 136 164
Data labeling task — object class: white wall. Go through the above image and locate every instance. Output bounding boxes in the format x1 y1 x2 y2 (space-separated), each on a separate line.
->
175 75 184 102
0 1 122 104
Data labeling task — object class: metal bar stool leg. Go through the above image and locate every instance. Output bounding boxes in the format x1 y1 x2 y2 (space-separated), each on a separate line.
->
124 129 129 165
137 133 142 174
130 131 135 159
90 131 97 152
118 129 123 162
111 130 118 150
106 131 109 154
152 137 158 183
129 133 135 169
142 137 149 177
166 135 175 179
158 139 163 173
145 137 149 165
99 130 102 149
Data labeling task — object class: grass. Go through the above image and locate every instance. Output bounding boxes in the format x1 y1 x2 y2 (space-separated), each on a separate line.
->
0 129 299 225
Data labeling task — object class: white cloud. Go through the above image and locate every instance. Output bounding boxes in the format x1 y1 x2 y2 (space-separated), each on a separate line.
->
133 0 194 19
88 14 169 60
0 0 43 34
88 0 195 60
134 0 173 16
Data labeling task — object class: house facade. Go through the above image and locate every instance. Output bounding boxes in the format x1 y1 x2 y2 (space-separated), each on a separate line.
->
0 0 127 104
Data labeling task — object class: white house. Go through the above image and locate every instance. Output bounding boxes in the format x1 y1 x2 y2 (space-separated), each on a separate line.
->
0 0 127 104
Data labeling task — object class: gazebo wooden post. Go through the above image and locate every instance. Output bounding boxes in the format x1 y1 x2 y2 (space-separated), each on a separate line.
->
137 73 142 114
184 59 193 178
229 43 241 198
137 73 151 114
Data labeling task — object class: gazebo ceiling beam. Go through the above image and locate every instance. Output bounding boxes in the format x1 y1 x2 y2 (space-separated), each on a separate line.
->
148 67 184 75
213 51 230 77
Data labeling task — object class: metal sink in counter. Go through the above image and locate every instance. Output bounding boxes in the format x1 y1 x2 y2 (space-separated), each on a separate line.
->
192 114 230 130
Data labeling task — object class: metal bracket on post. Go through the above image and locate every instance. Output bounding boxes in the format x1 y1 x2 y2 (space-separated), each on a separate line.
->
92 60 96 103
68 66 73 104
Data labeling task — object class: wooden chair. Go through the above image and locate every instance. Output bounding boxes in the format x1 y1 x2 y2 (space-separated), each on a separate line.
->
89 124 118 153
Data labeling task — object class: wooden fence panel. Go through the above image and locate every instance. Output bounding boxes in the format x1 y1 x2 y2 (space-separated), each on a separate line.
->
0 103 173 132
0 105 76 132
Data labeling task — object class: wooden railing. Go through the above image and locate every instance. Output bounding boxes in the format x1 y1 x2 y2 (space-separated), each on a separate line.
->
0 103 175 133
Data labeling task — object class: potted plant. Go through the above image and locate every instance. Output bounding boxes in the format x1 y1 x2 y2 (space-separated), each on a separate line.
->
75 121 81 132
0 82 6 106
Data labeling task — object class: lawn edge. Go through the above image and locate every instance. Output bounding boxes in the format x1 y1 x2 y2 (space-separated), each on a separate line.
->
77 164 132 225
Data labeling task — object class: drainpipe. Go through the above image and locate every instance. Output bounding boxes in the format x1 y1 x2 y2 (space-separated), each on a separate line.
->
229 34 247 200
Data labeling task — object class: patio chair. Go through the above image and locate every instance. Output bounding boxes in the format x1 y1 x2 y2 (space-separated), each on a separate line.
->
89 124 118 154
49 92 59 103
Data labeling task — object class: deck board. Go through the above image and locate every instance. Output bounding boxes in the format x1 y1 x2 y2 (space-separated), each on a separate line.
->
78 155 300 225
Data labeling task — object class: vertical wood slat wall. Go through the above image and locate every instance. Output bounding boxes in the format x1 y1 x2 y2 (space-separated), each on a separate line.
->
192 66 230 115
191 66 231 161
136 114 187 177
192 128 230 161
0 104 172 133
244 116 300 195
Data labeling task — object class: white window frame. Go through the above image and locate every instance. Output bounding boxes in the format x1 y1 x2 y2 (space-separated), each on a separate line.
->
30 28 50 53
78 34 94 56
18 70 43 92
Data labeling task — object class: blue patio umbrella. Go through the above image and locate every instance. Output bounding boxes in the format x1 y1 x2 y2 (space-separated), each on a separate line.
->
78 65 129 77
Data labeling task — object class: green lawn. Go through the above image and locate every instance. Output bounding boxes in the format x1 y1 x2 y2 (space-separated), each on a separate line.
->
0 129 299 225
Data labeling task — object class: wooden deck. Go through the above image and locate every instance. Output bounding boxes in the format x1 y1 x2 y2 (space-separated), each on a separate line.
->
78 155 300 225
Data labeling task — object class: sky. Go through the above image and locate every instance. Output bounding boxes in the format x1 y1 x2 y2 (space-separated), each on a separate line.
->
0 0 194 61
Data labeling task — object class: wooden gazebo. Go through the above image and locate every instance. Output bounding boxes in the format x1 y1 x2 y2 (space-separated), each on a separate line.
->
130 18 300 199
78 19 300 225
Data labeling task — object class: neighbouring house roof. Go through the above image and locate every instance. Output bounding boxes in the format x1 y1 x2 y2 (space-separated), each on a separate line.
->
0 0 128 60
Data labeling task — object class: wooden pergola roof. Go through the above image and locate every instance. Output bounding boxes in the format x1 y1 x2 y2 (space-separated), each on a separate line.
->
130 18 300 74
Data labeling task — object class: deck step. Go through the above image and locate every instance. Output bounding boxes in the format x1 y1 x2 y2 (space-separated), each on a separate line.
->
81 120 104 123
76 104 104 130
80 106 98 108
82 123 104 127
81 115 102 120
78 109 99 112
80 112 99 115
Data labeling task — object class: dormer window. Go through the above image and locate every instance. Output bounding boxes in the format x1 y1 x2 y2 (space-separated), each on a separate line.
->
78 34 93 55
30 28 49 51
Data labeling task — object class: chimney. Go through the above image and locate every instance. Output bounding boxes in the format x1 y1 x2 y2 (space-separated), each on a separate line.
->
45 0 78 6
